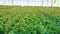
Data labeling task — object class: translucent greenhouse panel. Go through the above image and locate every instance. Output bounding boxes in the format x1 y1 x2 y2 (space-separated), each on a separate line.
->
38 2 42 6
13 0 21 5
35 0 42 1
17 0 40 2
0 0 60 7
0 0 4 5
27 2 42 6
57 0 60 7
23 2 27 6
43 2 47 6
42 0 47 6
27 2 31 6
4 0 12 5
47 0 51 6
43 0 47 2
26 0 39 2
34 2 42 6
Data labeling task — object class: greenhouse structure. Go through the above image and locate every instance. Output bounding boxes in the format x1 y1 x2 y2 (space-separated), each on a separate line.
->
0 0 60 7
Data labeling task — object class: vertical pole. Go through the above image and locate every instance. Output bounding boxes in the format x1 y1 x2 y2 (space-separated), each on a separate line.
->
4 0 5 5
0 0 1 5
51 0 53 7
27 0 28 6
42 0 43 6
57 0 58 7
3 0 6 6
12 0 13 6
47 0 48 6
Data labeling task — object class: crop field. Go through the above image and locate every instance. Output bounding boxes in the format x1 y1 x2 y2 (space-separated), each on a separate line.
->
0 6 60 34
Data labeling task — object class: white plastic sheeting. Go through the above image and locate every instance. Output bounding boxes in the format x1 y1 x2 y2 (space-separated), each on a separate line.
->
0 0 60 7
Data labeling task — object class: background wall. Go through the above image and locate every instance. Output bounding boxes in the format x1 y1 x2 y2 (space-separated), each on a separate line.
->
0 0 60 7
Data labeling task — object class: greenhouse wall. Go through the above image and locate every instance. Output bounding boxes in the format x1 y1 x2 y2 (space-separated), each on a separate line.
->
0 0 60 7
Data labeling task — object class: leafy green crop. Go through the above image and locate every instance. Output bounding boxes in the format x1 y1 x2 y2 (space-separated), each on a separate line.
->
0 6 60 34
